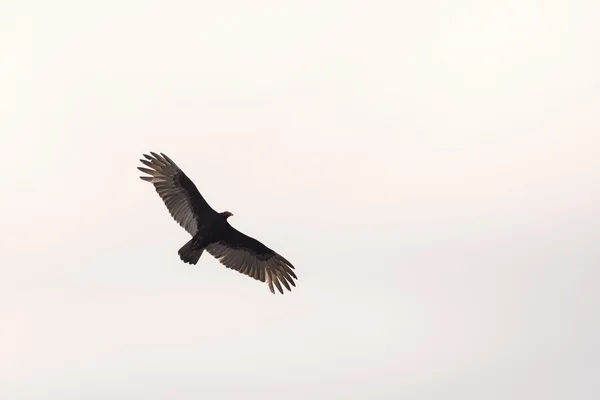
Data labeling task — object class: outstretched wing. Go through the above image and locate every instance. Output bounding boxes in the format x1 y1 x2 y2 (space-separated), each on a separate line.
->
206 224 297 294
138 152 217 236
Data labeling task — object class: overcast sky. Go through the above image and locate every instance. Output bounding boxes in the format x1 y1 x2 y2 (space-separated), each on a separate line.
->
2 0 599 399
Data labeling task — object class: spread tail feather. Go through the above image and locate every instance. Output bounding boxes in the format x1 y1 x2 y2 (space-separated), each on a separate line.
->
178 239 204 265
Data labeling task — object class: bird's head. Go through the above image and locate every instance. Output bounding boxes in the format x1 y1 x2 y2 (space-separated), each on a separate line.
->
221 211 234 219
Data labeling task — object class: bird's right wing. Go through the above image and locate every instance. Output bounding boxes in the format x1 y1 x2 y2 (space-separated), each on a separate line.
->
138 152 217 236
206 223 297 294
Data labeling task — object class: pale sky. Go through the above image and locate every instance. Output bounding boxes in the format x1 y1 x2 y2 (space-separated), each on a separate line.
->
2 0 599 399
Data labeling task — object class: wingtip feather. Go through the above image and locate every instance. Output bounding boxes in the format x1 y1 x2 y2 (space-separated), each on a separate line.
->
273 278 284 294
160 152 177 166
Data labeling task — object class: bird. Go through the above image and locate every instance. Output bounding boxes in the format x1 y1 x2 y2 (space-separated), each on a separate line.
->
137 152 297 294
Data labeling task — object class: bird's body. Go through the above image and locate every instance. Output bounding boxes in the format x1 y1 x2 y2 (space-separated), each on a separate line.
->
138 152 297 294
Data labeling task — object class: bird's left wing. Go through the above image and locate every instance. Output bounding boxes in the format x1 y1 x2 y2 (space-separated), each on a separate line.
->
206 224 297 294
138 152 217 236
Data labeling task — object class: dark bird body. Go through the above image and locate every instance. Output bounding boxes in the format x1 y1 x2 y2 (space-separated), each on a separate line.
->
138 152 297 294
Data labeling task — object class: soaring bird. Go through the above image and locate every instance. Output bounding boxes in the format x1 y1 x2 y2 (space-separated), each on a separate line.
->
138 152 297 294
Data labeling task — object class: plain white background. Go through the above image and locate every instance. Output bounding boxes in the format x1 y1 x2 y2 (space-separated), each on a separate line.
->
2 0 599 398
